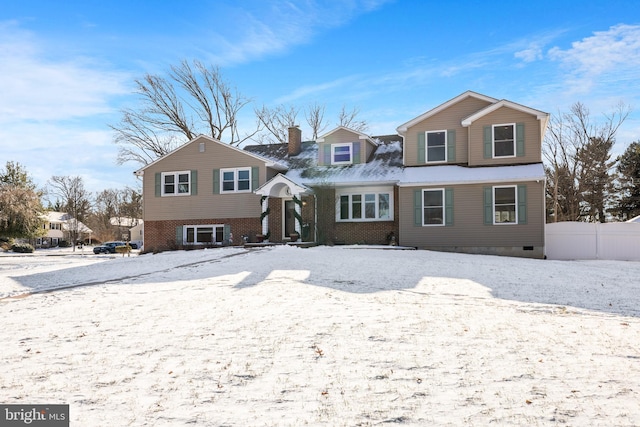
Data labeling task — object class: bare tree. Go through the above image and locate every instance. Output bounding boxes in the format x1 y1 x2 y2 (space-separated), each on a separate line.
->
337 105 368 132
47 176 92 250
305 103 327 140
111 60 258 165
544 101 630 222
254 104 299 144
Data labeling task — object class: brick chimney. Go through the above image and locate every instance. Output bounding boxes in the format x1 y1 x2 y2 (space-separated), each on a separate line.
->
288 125 302 156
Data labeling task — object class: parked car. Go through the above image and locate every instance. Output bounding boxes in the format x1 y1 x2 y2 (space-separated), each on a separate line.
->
93 241 127 254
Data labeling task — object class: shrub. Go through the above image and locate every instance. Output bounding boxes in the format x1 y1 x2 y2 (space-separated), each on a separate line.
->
12 243 34 253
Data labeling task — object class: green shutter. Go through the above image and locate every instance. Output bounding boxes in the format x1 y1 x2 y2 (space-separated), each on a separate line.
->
175 226 183 245
213 169 220 194
190 170 198 195
155 173 161 197
414 189 422 226
518 185 527 224
323 144 331 165
516 122 525 157
251 166 259 190
353 142 361 164
445 188 454 226
483 186 493 225
417 133 425 164
483 126 492 159
447 129 456 163
223 224 231 242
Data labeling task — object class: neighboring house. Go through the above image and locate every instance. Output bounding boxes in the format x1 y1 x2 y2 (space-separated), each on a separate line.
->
109 217 143 246
135 91 549 258
627 215 640 223
36 212 93 247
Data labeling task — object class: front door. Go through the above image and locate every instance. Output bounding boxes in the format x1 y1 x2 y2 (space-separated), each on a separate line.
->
283 199 296 239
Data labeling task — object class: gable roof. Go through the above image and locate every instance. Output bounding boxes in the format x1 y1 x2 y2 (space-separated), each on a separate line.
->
396 91 498 134
317 126 378 146
461 99 549 127
134 135 288 176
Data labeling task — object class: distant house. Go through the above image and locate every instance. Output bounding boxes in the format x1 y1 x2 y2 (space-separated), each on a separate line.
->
627 215 640 223
109 217 144 247
36 211 93 247
135 91 549 258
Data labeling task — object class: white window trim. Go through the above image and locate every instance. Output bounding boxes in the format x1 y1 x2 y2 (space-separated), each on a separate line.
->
493 185 518 225
426 130 447 163
422 188 445 227
336 189 394 222
331 143 353 165
220 167 252 193
161 170 191 196
183 224 224 245
492 123 516 159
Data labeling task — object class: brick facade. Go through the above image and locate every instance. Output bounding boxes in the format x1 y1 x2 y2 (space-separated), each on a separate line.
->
144 217 261 252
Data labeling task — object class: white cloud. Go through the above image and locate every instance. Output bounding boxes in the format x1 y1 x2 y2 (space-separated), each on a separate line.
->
547 24 640 94
0 22 129 123
203 0 394 66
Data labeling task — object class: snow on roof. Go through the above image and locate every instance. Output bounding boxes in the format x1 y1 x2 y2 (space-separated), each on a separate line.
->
247 139 544 187
399 163 545 187
627 215 640 223
43 211 70 222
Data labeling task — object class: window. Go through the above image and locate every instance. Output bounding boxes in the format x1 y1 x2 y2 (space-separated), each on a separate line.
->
493 124 515 157
162 171 190 196
220 168 252 193
422 189 444 226
184 225 224 245
494 186 516 224
331 143 352 165
338 192 392 221
426 130 446 162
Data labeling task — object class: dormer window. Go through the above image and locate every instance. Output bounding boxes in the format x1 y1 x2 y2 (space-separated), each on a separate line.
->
331 143 352 165
493 124 515 157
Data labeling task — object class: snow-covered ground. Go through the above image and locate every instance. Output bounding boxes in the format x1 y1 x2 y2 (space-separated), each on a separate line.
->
1 245 639 426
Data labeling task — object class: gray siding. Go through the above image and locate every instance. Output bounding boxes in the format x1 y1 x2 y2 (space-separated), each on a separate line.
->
398 180 545 249
142 136 265 221
404 97 493 166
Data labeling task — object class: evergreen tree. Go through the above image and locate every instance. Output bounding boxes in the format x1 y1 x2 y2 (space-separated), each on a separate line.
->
0 162 46 239
615 141 640 220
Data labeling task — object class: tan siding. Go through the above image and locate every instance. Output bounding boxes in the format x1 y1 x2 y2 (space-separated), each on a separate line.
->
468 106 542 166
143 136 264 221
404 97 493 166
398 181 545 250
365 140 376 162
323 128 361 144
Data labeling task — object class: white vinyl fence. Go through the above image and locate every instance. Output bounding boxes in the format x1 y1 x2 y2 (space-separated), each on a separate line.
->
546 222 640 261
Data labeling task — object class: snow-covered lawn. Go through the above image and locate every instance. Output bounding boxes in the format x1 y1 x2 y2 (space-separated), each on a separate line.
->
1 246 639 426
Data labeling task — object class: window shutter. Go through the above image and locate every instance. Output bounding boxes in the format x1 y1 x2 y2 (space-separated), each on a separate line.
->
414 189 422 226
518 185 527 224
516 122 525 157
213 169 220 194
323 144 331 165
190 170 198 195
223 224 231 242
155 173 161 197
483 187 493 225
353 142 361 164
417 133 425 163
251 166 259 190
483 126 492 159
447 129 456 163
175 226 183 245
445 188 454 226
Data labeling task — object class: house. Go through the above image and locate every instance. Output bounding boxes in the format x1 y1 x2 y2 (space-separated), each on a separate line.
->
135 91 549 258
36 211 93 247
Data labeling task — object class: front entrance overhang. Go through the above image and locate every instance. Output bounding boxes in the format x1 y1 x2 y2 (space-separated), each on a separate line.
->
254 173 313 198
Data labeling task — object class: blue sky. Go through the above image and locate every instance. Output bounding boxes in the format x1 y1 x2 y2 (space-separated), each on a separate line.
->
1 0 639 196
